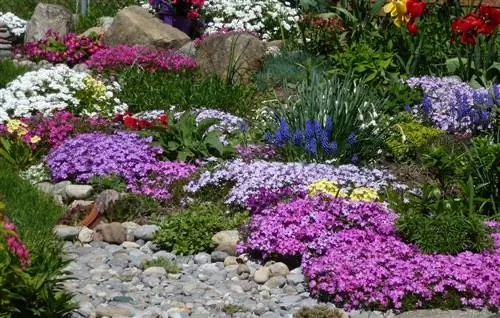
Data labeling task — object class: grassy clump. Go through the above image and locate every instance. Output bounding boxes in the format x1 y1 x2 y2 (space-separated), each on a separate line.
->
293 306 344 318
0 59 31 89
141 256 181 273
115 68 259 119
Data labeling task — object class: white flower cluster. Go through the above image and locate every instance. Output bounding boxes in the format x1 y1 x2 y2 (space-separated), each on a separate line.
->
0 12 27 37
0 64 128 121
19 163 51 184
204 0 299 40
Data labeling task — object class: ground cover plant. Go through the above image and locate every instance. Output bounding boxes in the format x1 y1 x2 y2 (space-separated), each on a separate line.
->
1 0 500 315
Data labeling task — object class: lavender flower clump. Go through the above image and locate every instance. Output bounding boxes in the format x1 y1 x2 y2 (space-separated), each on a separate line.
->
406 76 498 133
45 132 196 199
184 159 405 207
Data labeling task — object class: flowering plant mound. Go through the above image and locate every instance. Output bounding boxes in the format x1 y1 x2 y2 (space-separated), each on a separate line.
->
0 11 27 37
238 195 397 258
0 119 44 168
149 0 204 22
185 159 404 207
203 0 299 40
16 31 105 66
383 0 426 33
308 179 379 202
451 4 500 45
86 45 197 73
406 76 498 133
238 193 500 310
45 132 196 200
0 65 128 121
1 221 30 269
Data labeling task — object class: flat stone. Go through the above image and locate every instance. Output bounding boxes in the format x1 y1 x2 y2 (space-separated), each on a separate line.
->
153 250 176 261
194 252 211 265
69 200 94 209
143 266 167 277
54 225 80 239
286 273 305 285
95 303 135 317
65 184 93 200
121 241 140 249
224 256 238 267
211 250 228 262
268 262 289 277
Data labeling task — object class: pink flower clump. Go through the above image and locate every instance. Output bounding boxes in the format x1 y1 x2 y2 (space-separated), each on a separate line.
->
86 45 197 73
3 222 30 269
17 30 105 66
238 194 500 310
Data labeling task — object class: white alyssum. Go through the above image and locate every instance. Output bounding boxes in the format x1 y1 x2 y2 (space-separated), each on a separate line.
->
204 0 299 40
19 163 51 184
0 64 127 121
0 12 27 37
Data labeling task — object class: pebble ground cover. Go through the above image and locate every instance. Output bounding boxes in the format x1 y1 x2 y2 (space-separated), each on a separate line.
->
1 0 500 317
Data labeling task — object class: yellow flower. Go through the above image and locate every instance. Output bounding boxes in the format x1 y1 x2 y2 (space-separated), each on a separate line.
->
383 0 410 27
6 119 28 136
308 179 347 198
30 136 41 144
349 187 379 202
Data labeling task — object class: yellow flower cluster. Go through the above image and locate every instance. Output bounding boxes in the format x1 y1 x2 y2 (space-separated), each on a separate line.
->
6 119 28 136
5 119 41 144
308 179 379 202
383 0 410 27
83 75 107 99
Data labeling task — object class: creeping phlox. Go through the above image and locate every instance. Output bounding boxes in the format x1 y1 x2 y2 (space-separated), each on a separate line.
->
308 179 379 202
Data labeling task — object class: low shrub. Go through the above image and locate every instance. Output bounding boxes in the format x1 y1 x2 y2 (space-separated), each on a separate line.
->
389 183 493 254
154 201 249 255
385 120 444 162
0 58 30 89
89 174 127 194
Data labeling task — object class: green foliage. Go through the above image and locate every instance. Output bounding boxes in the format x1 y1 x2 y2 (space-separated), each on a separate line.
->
293 306 344 318
329 43 399 84
116 68 258 119
267 71 387 163
389 183 493 255
0 136 39 170
147 111 235 162
105 194 163 223
297 13 344 56
154 201 249 255
89 174 127 193
462 135 500 215
141 257 181 273
0 59 30 89
385 121 444 162
378 81 424 115
254 50 325 90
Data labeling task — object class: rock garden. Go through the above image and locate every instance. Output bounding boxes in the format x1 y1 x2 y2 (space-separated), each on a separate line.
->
1 0 500 317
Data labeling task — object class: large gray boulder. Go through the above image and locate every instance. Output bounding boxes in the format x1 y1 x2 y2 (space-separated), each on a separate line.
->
24 3 74 42
195 32 266 83
103 6 190 50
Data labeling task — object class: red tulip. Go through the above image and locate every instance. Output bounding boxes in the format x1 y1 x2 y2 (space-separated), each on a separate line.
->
407 20 418 34
406 0 426 18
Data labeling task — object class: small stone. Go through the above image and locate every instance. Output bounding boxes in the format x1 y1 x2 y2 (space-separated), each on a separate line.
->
134 224 159 240
93 222 127 244
254 267 270 284
211 230 239 255
78 227 93 243
36 182 54 194
211 250 228 262
236 264 250 275
168 273 182 280
230 284 244 293
268 262 289 277
143 266 167 277
69 200 94 209
224 256 238 267
264 276 287 289
194 252 211 265
121 241 140 249
54 225 80 239
65 184 93 200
